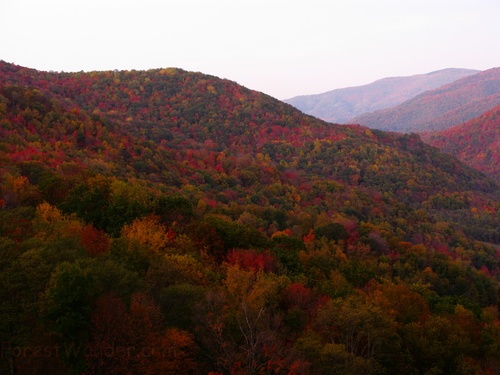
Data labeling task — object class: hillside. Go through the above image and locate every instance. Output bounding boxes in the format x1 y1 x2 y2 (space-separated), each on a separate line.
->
0 61 499 374
284 68 479 123
421 105 500 183
351 67 500 132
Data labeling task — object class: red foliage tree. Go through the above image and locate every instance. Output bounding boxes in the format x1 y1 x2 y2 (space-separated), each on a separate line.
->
226 249 278 273
80 224 110 256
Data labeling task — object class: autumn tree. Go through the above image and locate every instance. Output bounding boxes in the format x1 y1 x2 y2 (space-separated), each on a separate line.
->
121 215 175 254
42 261 101 373
195 265 303 374
311 292 402 374
80 224 110 257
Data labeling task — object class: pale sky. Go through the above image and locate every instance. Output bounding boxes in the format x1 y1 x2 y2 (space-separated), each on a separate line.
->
1 0 499 99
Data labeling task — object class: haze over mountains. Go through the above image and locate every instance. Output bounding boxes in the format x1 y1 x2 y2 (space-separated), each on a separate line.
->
351 67 500 132
284 66 499 183
284 68 479 123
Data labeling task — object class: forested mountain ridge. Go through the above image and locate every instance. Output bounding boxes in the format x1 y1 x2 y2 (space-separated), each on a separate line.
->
421 105 500 184
0 61 499 374
284 68 479 123
351 67 500 132
1 61 496 199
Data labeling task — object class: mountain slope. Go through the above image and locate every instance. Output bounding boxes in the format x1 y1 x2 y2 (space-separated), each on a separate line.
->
351 67 500 132
0 62 499 374
420 105 500 183
284 68 479 123
1 62 496 203
1 60 498 243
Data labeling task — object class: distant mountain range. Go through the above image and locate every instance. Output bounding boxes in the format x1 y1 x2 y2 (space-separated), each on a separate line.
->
420 105 500 183
351 68 500 132
283 68 479 123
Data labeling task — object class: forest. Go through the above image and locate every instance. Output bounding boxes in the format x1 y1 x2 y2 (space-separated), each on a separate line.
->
0 61 499 374
421 105 500 184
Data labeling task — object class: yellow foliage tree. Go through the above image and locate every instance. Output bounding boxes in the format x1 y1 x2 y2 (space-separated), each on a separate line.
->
121 215 174 253
33 202 83 241
224 264 289 312
3 174 42 206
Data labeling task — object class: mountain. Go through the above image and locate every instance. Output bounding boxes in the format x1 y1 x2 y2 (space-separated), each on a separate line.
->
283 68 479 123
1 61 496 221
420 105 500 183
0 61 499 374
351 67 500 132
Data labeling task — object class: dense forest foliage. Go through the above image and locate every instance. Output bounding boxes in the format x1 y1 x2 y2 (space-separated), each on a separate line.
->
421 105 500 184
0 61 499 374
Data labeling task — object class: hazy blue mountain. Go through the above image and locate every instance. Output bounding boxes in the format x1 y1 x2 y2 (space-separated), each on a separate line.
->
283 68 479 123
351 67 500 132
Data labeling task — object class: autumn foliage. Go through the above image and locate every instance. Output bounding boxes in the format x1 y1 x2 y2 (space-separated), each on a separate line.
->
0 61 498 374
421 105 500 184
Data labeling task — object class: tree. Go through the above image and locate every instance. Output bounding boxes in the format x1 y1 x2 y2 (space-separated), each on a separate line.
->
128 293 198 374
42 261 100 373
195 266 301 374
155 194 194 225
368 282 430 325
0 239 70 374
2 174 42 207
313 293 402 374
80 224 110 257
86 292 198 375
271 234 305 274
121 215 175 254
227 249 278 273
86 293 134 374
191 215 268 262
314 223 349 242
400 311 480 374
158 283 205 330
